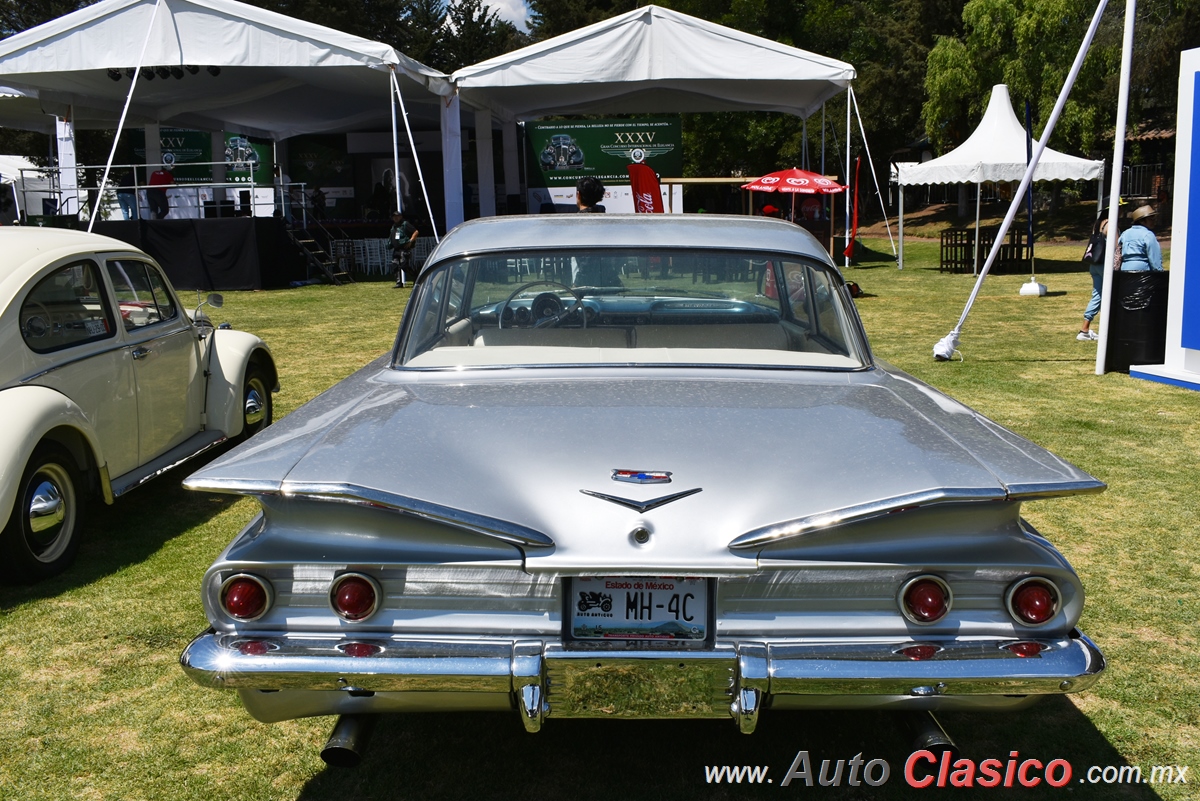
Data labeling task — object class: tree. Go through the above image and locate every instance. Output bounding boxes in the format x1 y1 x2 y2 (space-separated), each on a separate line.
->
442 0 527 72
921 0 1196 156
527 0 639 41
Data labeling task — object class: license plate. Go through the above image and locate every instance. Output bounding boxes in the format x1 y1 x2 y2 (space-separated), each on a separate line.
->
569 577 708 641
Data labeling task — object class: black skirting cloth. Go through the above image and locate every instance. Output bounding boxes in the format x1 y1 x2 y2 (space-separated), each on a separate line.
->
93 217 305 291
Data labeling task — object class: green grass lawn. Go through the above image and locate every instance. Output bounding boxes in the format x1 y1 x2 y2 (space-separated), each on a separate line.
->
1 243 1197 800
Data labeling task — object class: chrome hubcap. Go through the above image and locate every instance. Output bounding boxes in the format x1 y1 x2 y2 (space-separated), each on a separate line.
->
244 378 267 427
25 463 74 562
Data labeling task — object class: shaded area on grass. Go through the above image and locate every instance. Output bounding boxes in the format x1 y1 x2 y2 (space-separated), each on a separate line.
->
297 701 1160 801
0 457 238 613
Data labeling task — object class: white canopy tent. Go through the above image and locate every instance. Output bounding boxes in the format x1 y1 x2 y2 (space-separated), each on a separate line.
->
0 0 450 138
0 154 53 220
453 5 855 121
0 0 456 229
452 5 859 240
896 84 1104 270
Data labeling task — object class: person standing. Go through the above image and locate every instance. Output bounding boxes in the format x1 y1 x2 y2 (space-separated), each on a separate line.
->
1077 217 1109 341
1116 205 1162 272
117 170 138 220
576 176 606 213
390 209 419 288
147 164 173 219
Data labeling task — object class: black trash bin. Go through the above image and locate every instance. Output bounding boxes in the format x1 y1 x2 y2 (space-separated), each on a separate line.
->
1106 270 1170 373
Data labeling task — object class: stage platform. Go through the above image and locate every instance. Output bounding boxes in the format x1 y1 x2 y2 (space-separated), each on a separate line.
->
93 217 307 291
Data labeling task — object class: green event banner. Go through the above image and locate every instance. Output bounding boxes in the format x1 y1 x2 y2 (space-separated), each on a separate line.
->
224 134 273 186
526 117 682 188
125 128 213 184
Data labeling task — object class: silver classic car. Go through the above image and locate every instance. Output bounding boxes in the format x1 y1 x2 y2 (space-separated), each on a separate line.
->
180 214 1104 765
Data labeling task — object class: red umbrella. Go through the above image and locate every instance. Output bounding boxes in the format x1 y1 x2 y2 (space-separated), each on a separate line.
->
740 168 845 194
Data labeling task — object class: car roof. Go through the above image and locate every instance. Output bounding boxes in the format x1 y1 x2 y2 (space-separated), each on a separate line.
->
424 214 838 271
0 227 146 290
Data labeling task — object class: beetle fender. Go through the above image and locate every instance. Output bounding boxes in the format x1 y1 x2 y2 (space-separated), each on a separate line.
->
206 330 276 437
0 385 106 526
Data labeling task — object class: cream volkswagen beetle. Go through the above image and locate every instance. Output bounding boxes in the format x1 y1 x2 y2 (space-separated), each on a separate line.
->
0 227 277 580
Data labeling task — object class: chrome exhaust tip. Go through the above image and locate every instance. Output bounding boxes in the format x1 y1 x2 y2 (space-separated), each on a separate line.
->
320 714 376 768
903 711 958 760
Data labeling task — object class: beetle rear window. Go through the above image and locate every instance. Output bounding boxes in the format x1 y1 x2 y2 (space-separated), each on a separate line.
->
21 260 116 353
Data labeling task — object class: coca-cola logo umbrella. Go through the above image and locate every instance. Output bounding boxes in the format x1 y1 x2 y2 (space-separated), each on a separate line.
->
741 168 845 194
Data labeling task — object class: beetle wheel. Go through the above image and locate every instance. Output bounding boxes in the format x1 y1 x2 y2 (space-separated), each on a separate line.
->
240 365 273 440
0 443 82 581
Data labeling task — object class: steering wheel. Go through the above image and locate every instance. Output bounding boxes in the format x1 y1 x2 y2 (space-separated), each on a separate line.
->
21 301 52 340
498 281 586 329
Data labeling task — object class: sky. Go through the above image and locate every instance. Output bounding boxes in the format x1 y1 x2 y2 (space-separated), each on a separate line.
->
487 0 530 32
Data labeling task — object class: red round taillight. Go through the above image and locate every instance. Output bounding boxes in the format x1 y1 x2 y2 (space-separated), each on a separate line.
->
221 574 272 621
341 642 381 658
899 575 952 624
1004 641 1046 658
1007 578 1060 626
898 644 941 661
330 573 380 622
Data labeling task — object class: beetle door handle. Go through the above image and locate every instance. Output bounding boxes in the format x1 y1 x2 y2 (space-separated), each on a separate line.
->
131 346 151 360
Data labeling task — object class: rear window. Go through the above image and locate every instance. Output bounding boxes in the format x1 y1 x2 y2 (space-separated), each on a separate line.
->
397 249 865 370
21 260 116 353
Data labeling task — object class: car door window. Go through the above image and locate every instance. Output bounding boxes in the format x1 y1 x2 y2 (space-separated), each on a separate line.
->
106 260 178 330
21 260 116 353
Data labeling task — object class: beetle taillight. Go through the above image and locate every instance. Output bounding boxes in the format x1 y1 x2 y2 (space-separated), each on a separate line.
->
899 575 952 624
331 573 380 622
221 574 272 621
1007 578 1060 626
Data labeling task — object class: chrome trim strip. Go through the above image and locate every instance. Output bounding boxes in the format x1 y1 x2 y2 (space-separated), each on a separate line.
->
110 431 227 497
579 487 702 513
279 482 555 549
1005 480 1106 499
180 631 1104 703
182 477 283 495
16 340 131 385
16 326 199 386
729 488 1005 550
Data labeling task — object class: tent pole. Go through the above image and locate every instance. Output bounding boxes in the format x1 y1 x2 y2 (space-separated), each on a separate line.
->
973 182 981 276
391 69 439 242
821 102 827 224
87 0 163 232
390 68 402 214
802 118 808 171
845 90 851 269
934 0 1109 360
1097 0 1136 375
898 182 904 269
849 86 895 255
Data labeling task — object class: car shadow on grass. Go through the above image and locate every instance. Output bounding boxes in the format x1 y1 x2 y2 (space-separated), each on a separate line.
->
296 699 1161 801
0 458 240 611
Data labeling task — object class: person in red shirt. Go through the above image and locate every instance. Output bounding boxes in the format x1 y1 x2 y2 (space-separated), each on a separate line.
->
148 165 173 219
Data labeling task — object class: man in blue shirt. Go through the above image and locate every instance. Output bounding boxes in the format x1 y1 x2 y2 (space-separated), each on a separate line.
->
1117 205 1162 271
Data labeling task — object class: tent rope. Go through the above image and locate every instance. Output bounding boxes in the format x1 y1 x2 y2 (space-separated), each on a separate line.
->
849 86 895 256
391 69 439 243
87 0 163 232
934 0 1109 360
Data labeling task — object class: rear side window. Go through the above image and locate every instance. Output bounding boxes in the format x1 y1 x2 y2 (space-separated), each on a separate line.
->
21 260 116 353
106 260 178 330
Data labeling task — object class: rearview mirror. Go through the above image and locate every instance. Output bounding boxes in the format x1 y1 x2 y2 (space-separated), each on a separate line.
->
207 293 224 309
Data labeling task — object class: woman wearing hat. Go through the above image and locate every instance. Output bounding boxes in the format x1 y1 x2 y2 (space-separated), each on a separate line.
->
1116 204 1163 272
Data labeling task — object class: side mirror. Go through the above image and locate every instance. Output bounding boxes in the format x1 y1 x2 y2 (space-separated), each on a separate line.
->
207 293 224 309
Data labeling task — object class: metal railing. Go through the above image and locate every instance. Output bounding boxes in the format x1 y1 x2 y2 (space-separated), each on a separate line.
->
14 160 314 227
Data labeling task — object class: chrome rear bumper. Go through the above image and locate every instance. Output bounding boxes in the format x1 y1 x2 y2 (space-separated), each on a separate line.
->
181 630 1105 730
